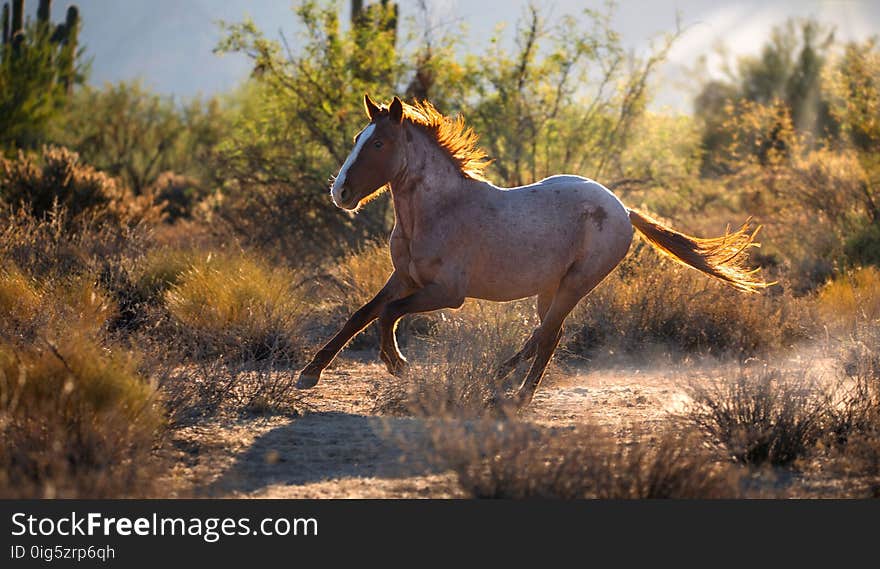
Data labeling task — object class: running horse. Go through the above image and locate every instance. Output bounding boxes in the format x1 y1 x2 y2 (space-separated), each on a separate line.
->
296 95 769 406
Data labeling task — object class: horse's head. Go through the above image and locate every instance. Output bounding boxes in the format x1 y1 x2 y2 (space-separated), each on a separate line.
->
330 94 406 210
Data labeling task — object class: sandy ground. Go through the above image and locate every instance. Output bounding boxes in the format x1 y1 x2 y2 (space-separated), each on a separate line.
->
163 348 841 498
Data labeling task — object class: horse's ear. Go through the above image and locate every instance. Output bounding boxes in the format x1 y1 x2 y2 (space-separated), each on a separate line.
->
389 96 404 124
364 93 381 120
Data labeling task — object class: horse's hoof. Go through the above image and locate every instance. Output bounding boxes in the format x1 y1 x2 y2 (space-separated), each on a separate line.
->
388 362 408 377
514 390 534 409
296 369 321 389
381 353 409 377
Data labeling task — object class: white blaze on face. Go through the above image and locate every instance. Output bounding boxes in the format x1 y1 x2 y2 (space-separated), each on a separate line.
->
331 123 376 206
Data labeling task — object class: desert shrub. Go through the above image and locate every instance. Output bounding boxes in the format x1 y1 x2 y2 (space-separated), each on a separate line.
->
825 321 880 494
154 356 301 423
0 202 149 283
0 334 163 498
164 252 306 362
143 252 305 420
565 246 809 359
844 224 880 268
694 19 837 174
684 368 828 467
0 146 163 228
374 299 537 418
425 420 740 499
150 171 210 222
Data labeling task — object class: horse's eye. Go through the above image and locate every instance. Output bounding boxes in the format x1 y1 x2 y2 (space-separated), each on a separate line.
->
373 139 383 149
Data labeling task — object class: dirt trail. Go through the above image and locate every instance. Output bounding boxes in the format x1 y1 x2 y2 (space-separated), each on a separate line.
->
166 350 834 498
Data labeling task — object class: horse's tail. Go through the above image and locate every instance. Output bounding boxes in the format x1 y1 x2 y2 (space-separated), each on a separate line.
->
627 208 771 293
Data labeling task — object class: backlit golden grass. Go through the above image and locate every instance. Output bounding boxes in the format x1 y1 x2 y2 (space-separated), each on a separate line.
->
818 266 880 333
135 247 199 302
565 247 812 358
0 264 162 498
164 252 307 361
0 262 42 337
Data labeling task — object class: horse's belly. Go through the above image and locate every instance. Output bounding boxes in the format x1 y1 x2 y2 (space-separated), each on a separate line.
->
465 234 577 301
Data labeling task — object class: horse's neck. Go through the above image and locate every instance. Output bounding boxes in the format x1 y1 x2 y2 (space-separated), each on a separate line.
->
389 125 473 238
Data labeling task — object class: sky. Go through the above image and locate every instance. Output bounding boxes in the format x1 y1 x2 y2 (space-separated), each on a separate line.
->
54 0 880 113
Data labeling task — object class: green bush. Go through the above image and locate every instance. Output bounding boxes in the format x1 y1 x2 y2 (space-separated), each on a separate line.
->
845 224 880 268
50 81 228 195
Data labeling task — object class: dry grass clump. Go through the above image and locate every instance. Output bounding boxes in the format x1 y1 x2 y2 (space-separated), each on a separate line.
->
817 266 880 334
0 333 164 498
0 205 167 496
374 299 537 418
425 420 741 498
566 246 811 359
684 368 829 467
164 252 307 362
134 247 199 302
0 262 43 338
329 241 393 309
0 264 116 343
154 356 301 423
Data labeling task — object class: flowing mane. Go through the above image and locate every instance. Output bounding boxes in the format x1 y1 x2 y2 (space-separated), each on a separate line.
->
397 100 492 181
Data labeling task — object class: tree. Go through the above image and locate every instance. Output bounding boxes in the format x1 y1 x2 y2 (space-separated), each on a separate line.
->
214 0 404 262
694 18 837 174
50 81 228 195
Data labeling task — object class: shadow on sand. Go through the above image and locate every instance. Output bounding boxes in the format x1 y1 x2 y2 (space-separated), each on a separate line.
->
201 411 437 496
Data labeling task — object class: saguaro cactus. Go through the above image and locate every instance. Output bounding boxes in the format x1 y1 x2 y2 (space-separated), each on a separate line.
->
351 0 397 41
10 0 22 36
57 4 78 92
2 3 10 45
2 0 81 93
36 0 49 23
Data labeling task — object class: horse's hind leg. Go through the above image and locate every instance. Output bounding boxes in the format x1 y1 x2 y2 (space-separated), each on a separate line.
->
378 318 406 375
515 250 629 406
495 291 554 383
514 286 582 407
297 272 411 389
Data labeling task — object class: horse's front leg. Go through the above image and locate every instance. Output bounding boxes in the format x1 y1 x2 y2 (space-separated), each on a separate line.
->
378 283 465 376
297 272 411 389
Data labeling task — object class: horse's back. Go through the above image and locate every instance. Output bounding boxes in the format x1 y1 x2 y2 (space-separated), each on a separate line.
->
461 175 632 300
499 175 630 232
